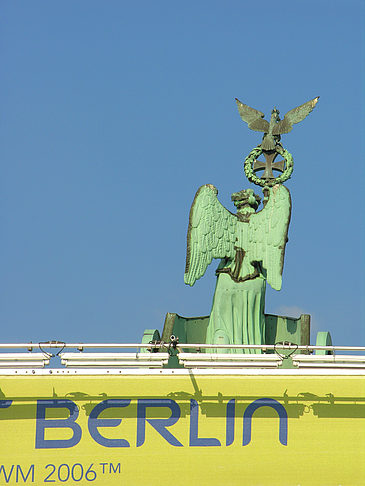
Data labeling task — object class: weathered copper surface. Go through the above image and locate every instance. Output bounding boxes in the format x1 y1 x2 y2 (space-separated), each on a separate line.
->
235 97 319 151
184 184 291 352
253 150 285 181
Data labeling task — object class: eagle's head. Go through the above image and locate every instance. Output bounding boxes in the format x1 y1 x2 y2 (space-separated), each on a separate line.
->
271 107 280 121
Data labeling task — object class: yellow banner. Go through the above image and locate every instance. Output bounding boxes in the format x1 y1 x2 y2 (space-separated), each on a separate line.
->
0 374 364 485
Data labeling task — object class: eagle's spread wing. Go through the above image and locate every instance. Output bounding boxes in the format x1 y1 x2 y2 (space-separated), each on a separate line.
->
235 98 270 133
184 184 237 286
247 184 291 290
272 96 319 135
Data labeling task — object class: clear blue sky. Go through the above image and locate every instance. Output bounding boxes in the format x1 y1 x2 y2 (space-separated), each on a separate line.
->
0 0 364 346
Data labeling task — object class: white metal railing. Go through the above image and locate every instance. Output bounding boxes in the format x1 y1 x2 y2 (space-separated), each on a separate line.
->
0 342 364 370
292 354 365 369
0 353 50 368
0 342 364 352
178 352 365 369
60 352 169 368
178 353 281 369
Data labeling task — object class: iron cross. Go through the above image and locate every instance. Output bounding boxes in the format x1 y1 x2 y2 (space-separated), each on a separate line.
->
253 150 285 181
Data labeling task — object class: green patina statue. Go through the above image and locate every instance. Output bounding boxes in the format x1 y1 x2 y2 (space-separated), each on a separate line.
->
184 183 291 353
183 97 319 353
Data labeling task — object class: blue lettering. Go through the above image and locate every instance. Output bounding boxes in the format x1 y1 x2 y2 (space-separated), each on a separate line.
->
189 400 221 447
0 400 12 408
242 398 288 446
35 400 82 449
44 464 55 482
16 464 34 482
226 399 235 446
136 399 182 447
109 463 121 474
0 465 14 483
30 396 289 449
88 399 130 447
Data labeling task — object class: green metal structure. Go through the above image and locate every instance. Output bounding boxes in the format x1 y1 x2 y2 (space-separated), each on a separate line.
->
161 312 310 350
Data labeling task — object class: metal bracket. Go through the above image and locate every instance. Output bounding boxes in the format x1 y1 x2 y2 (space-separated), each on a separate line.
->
274 341 298 369
38 340 66 358
165 335 183 368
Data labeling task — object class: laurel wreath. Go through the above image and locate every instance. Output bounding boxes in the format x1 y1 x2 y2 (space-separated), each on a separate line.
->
244 146 294 187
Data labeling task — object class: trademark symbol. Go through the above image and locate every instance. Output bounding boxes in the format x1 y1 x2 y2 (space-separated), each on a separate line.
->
99 462 121 474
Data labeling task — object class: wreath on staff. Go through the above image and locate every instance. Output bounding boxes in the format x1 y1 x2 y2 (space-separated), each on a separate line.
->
244 146 294 187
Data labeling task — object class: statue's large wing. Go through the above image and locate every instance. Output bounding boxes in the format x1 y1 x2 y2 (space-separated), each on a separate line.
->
272 96 319 135
235 98 270 133
184 184 237 286
247 184 291 290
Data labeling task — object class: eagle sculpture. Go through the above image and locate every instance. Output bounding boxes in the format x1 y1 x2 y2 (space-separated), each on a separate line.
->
235 97 319 150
